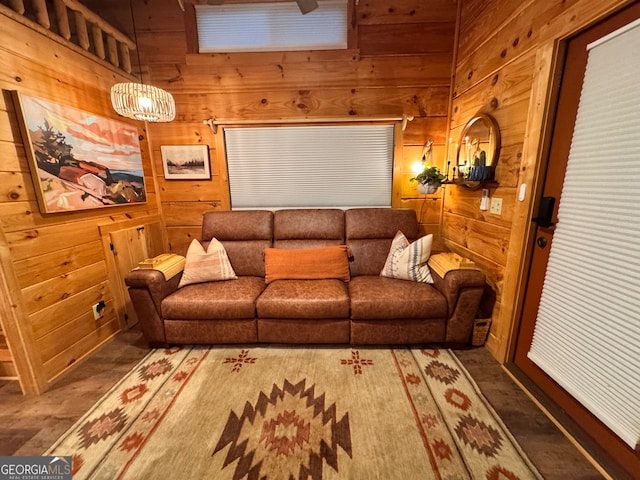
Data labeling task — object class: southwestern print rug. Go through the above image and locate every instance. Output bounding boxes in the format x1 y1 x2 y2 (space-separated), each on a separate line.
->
46 346 542 479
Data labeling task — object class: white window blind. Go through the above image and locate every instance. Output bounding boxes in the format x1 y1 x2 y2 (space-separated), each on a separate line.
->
528 19 640 450
195 0 347 53
224 125 394 209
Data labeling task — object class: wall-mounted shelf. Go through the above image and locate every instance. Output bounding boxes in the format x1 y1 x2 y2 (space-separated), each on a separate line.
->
444 179 499 190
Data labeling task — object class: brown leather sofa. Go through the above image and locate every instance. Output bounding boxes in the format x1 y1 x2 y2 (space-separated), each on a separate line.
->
125 208 485 347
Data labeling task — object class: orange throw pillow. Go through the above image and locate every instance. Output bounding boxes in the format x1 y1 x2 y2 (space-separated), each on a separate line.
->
264 246 351 284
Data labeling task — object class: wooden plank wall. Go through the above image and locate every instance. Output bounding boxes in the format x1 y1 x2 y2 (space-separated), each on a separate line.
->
3 0 632 390
84 0 459 253
446 0 632 360
0 12 162 393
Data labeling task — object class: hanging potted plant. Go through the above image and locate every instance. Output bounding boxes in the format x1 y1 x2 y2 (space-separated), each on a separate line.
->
410 164 446 194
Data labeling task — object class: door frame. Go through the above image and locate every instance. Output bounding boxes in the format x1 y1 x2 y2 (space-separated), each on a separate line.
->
507 3 640 476
503 1 640 361
501 41 566 361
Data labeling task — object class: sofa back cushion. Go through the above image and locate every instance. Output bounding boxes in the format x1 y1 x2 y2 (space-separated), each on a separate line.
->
202 210 273 277
273 209 345 249
345 208 419 276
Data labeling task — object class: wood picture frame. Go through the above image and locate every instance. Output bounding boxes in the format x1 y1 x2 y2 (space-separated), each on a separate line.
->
160 145 211 180
12 91 146 214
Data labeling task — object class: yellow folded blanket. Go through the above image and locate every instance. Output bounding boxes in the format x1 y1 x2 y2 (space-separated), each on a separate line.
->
428 252 478 278
137 253 186 280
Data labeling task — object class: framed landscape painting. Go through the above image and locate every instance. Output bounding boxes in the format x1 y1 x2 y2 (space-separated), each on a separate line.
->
161 145 211 180
12 91 146 214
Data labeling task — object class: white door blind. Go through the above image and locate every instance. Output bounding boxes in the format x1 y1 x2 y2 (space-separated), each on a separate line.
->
195 0 347 53
528 19 640 450
225 125 394 209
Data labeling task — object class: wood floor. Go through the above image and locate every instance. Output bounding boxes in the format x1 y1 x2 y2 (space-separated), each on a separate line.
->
0 329 612 479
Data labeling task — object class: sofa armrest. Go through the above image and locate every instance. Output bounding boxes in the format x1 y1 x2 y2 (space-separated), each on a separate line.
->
125 270 182 346
125 269 181 306
431 269 486 343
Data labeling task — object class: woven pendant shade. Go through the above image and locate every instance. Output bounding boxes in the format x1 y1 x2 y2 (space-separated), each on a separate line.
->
111 82 176 122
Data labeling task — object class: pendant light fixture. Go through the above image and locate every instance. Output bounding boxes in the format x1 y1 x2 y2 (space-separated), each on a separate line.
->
111 82 175 122
111 2 175 122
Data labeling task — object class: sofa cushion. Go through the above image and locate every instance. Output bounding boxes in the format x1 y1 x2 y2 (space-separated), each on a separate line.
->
347 239 393 276
162 276 265 320
218 240 272 278
264 246 351 284
345 208 419 240
256 279 350 319
348 276 447 319
202 210 273 277
345 208 419 276
273 209 344 248
164 319 257 344
258 318 350 343
380 231 434 284
178 238 237 288
351 318 446 345
202 210 273 242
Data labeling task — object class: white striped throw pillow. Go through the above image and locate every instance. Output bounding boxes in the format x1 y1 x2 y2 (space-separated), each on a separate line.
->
380 231 434 284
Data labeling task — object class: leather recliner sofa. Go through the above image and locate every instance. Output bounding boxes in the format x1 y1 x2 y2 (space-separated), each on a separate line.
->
125 208 485 347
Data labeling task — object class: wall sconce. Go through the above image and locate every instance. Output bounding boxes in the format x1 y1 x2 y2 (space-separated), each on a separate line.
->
422 138 434 164
409 139 449 194
411 139 434 174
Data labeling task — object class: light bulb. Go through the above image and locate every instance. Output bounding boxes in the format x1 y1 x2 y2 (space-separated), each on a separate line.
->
138 96 153 109
411 161 424 174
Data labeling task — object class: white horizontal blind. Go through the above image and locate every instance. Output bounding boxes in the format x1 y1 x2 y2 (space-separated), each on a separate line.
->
195 0 347 53
225 125 394 209
528 19 640 450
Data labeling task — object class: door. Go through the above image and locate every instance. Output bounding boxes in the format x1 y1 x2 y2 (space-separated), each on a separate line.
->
513 3 640 476
107 221 166 329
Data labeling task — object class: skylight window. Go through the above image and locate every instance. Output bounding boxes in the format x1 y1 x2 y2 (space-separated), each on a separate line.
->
195 0 348 53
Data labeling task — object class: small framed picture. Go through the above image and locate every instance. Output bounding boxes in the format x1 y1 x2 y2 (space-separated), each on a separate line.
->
160 145 210 180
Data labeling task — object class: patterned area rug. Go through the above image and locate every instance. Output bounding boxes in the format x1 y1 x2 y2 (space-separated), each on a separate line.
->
46 346 542 479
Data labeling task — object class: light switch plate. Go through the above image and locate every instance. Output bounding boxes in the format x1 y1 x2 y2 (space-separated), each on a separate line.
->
480 189 489 211
519 183 527 201
490 197 503 215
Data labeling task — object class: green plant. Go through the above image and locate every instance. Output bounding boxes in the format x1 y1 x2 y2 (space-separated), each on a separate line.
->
410 164 446 186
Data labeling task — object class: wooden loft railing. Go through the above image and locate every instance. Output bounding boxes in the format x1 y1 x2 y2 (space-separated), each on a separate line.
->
1 0 135 75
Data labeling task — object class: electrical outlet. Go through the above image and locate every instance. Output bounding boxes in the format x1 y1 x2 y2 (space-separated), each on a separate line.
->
490 197 503 215
92 301 105 320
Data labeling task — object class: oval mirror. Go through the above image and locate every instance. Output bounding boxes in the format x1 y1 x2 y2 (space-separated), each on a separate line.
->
456 113 500 184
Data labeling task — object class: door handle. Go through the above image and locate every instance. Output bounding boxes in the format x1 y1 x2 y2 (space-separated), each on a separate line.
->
533 196 556 227
536 237 548 248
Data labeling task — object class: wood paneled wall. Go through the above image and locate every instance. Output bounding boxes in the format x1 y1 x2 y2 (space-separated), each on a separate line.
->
446 0 632 360
3 0 633 392
0 11 162 393
83 0 458 253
